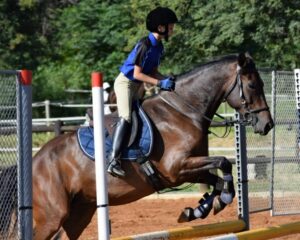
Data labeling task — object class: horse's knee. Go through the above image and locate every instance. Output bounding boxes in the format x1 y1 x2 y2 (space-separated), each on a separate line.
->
219 157 232 174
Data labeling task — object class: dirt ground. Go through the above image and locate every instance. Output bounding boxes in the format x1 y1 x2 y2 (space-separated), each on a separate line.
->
78 195 300 240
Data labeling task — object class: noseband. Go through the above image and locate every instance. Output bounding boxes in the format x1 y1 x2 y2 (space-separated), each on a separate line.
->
223 72 269 125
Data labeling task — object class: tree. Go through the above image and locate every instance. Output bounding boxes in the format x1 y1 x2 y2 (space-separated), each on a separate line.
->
0 0 299 117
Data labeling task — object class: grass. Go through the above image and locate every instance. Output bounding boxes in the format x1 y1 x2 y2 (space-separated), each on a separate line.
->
0 133 55 166
0 134 18 166
32 132 55 148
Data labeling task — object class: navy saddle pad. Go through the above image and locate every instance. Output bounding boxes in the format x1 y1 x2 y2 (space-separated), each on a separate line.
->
77 102 154 161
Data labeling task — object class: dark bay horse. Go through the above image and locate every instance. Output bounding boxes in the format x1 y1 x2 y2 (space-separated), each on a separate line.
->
0 53 273 240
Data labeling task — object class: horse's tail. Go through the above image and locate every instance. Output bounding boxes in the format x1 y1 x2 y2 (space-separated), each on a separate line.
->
0 164 18 238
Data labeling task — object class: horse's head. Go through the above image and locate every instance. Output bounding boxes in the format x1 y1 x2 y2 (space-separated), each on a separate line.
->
225 53 274 135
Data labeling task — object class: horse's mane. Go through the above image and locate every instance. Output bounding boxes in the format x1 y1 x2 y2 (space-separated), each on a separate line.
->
177 54 238 79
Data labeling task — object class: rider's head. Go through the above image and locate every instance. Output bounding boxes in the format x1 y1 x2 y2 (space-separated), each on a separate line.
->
146 7 178 41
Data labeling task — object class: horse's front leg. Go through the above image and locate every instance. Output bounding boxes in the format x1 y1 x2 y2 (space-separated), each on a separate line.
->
176 156 235 222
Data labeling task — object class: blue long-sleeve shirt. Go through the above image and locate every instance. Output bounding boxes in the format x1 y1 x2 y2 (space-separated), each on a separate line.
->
120 33 164 81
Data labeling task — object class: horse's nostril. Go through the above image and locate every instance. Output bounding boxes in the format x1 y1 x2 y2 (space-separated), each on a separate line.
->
263 121 274 135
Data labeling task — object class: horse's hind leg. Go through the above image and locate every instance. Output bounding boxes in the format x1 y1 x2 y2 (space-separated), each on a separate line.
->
62 199 96 240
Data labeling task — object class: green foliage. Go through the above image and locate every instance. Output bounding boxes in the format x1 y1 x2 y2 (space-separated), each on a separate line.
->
33 0 133 113
0 0 300 117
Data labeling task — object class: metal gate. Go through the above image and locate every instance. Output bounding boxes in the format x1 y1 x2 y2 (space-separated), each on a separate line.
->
271 69 300 216
235 69 300 229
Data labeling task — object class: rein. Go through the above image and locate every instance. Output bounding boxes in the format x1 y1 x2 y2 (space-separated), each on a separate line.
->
159 92 234 138
159 71 269 136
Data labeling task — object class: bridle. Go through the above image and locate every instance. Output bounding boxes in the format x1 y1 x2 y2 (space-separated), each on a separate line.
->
158 70 269 137
223 70 269 125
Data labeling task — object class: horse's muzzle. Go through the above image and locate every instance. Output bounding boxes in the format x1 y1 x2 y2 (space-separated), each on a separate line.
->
254 118 274 135
263 120 274 135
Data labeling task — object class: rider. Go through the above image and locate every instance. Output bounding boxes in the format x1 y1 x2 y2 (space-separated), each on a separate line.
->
107 7 178 177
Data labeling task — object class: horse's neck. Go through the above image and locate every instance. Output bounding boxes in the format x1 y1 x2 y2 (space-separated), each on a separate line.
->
175 65 232 121
142 62 235 130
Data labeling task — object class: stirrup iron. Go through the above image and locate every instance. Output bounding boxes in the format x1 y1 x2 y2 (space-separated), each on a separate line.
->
107 158 125 177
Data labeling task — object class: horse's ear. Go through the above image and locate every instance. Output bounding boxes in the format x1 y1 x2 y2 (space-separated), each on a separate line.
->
245 52 252 59
237 53 246 67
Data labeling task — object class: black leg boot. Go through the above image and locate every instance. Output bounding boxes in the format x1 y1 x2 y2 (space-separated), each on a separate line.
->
107 118 130 177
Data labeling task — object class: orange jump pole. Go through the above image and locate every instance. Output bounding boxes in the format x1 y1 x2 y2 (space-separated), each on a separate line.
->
112 220 246 240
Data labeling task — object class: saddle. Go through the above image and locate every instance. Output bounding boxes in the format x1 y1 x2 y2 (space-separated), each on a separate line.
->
78 101 164 191
78 101 154 161
87 106 138 148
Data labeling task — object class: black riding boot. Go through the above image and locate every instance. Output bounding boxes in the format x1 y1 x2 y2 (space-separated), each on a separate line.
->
107 118 130 177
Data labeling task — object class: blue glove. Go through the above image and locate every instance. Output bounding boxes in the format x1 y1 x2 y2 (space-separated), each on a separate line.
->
157 77 175 91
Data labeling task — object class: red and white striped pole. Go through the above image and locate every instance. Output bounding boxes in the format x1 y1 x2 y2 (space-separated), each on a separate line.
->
92 72 110 240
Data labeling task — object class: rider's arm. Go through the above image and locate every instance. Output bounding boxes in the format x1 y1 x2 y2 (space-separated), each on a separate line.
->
149 67 166 80
133 65 160 86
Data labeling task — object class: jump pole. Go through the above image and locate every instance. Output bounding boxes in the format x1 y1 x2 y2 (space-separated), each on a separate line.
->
92 72 110 240
112 220 246 240
206 221 300 240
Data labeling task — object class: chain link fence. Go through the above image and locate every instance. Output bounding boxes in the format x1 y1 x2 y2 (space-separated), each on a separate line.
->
271 70 300 216
244 70 274 213
244 70 300 216
0 70 32 239
0 72 19 239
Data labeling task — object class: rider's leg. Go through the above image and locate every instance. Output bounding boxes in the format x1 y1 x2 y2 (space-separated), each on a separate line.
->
107 73 140 177
107 118 130 177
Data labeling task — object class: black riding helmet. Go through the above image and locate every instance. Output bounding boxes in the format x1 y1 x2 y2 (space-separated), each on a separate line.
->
146 7 178 40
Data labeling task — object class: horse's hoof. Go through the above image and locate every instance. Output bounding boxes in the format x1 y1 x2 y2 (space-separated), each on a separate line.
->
213 196 227 215
177 207 196 223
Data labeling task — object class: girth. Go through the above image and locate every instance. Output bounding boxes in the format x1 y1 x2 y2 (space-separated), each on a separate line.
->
136 156 164 192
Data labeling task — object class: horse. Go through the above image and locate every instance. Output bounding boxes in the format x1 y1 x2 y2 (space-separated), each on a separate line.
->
0 53 273 240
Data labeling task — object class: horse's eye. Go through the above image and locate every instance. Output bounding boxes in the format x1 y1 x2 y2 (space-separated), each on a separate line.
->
248 82 256 89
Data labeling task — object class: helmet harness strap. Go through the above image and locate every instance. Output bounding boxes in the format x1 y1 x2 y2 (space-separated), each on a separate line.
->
156 24 169 41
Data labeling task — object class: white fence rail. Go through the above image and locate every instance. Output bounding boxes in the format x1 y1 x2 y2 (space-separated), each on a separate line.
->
31 100 234 125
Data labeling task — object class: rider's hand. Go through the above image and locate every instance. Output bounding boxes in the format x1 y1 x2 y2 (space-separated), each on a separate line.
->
157 77 175 91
